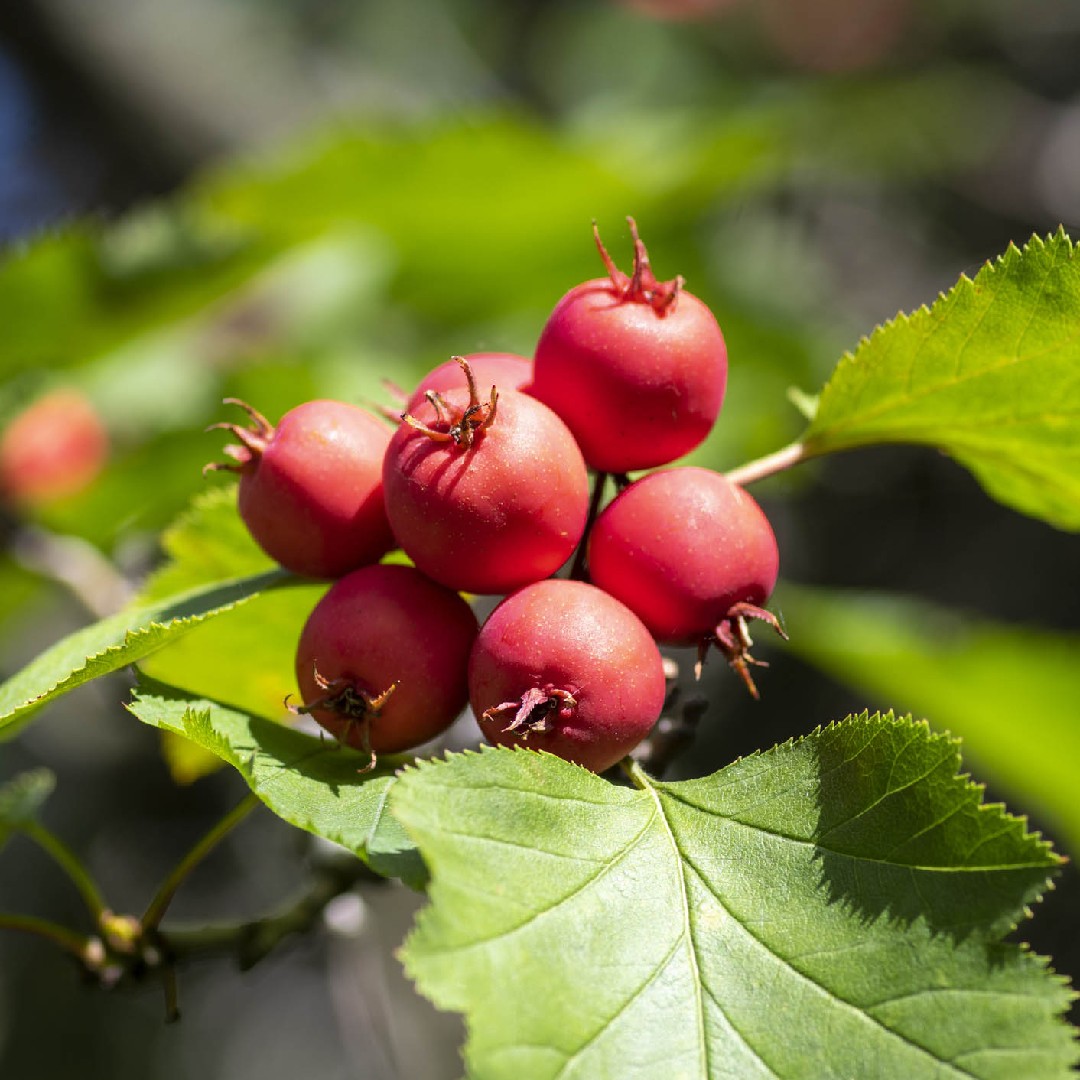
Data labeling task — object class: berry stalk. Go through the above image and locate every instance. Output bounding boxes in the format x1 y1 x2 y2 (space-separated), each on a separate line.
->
723 440 813 488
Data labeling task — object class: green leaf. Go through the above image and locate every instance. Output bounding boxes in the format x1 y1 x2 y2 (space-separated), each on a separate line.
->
127 682 423 887
0 568 288 736
776 586 1080 859
0 768 55 853
138 585 322 728
393 716 1077 1080
805 231 1080 531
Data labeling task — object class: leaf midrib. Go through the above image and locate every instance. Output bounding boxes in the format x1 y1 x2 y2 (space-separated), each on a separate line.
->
643 776 711 1079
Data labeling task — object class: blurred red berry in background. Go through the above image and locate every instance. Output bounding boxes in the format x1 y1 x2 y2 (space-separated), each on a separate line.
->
0 388 109 507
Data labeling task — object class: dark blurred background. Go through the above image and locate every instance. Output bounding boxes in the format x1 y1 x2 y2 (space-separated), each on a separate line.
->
0 2 1077 1077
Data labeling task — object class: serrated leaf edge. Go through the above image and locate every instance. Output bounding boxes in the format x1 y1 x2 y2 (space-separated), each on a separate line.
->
126 686 407 866
807 229 1076 452
395 714 1078 1078
0 568 288 728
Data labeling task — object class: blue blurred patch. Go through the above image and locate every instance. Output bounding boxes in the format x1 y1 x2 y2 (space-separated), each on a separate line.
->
0 48 66 243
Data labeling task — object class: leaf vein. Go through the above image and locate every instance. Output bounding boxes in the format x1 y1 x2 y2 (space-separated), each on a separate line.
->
679 853 983 1078
551 934 686 1080
416 812 654 957
881 798 967 860
817 335 1080 441
644 780 710 1076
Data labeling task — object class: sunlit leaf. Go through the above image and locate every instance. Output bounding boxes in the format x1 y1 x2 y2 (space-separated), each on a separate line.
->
0 569 288 736
805 232 1080 531
135 487 323 734
777 586 1080 857
394 716 1076 1079
138 485 273 600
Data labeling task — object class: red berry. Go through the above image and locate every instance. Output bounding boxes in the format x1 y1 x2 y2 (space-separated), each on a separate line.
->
528 219 727 473
470 579 666 773
206 398 394 579
382 358 589 595
407 352 531 413
0 389 109 506
587 467 783 695
294 564 478 761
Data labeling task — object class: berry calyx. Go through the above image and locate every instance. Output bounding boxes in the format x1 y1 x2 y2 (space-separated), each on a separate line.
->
528 218 727 473
399 355 498 449
294 564 478 765
204 397 274 472
469 579 667 773
705 600 787 699
482 684 579 737
407 352 531 413
288 667 400 770
205 398 394 579
593 216 683 313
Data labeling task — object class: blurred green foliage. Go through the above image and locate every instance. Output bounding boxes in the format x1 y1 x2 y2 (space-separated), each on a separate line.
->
1 46 1075 804
0 4 1077 1074
0 68 1021 559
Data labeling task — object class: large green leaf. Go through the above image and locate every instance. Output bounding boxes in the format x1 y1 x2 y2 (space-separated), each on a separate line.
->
394 715 1077 1080
777 586 1080 858
127 682 423 887
0 568 288 736
804 231 1080 531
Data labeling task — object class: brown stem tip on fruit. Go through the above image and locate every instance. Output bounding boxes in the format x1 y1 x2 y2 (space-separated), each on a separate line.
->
287 665 399 773
202 398 274 475
400 356 498 449
696 602 788 699
483 684 579 738
593 216 683 314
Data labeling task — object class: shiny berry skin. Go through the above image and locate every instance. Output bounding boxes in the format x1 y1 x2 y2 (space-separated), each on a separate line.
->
588 467 782 695
407 352 531 413
528 219 726 473
382 360 589 595
206 398 394 579
469 579 666 773
294 564 478 759
0 389 109 506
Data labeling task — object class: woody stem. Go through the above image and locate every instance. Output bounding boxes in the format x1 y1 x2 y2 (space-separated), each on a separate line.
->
571 472 609 581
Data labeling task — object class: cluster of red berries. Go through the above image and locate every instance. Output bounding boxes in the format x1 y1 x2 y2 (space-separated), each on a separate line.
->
208 220 782 774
